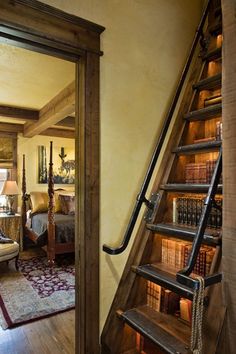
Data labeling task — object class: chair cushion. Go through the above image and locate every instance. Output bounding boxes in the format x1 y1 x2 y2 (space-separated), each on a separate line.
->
0 241 19 262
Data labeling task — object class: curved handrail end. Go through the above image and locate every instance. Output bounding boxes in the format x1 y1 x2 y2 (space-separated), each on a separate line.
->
103 243 126 255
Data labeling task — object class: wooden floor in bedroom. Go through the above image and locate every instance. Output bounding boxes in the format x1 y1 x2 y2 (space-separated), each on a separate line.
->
0 246 75 354
0 310 75 354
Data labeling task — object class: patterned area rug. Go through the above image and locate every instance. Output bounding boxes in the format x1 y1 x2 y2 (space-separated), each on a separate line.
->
0 256 75 329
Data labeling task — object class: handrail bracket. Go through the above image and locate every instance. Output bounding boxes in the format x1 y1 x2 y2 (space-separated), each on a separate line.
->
144 193 160 222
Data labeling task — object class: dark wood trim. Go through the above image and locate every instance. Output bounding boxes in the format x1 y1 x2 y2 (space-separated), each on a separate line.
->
0 105 39 120
76 52 100 354
47 141 55 266
0 122 24 133
0 131 17 138
0 1 103 352
0 0 105 57
13 0 105 34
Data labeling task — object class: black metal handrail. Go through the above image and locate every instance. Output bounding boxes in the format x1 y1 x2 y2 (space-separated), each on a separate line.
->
103 0 211 255
177 147 222 281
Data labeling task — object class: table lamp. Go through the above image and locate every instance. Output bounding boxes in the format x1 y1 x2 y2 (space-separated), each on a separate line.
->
0 181 20 215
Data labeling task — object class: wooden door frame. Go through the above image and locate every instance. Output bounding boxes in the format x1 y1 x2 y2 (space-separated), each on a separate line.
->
0 1 104 353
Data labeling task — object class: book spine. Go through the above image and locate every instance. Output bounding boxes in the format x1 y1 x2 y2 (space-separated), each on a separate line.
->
162 238 168 264
187 198 192 225
178 198 183 224
173 197 177 223
183 198 187 225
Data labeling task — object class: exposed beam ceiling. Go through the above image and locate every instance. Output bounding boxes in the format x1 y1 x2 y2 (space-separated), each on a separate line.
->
0 105 39 120
55 116 75 128
23 81 75 137
0 122 24 133
0 43 75 139
40 128 75 139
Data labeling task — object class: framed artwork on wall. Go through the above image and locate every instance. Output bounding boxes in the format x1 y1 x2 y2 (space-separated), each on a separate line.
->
38 145 75 184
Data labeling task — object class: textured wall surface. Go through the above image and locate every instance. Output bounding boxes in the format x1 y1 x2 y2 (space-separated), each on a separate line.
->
41 0 203 330
18 135 75 193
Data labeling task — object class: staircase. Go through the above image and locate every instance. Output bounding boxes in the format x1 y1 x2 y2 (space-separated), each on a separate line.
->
101 1 225 353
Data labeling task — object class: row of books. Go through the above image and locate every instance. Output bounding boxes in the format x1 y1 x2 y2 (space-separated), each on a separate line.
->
193 121 222 144
161 238 215 276
173 197 222 229
204 94 222 108
185 159 222 184
146 281 192 323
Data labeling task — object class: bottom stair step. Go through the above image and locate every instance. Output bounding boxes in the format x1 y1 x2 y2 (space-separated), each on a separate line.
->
119 306 191 354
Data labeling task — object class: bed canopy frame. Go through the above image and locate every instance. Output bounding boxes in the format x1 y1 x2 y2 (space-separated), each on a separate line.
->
21 141 74 265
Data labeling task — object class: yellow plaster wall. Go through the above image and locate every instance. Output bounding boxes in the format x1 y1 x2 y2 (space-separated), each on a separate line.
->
17 135 75 194
40 0 203 330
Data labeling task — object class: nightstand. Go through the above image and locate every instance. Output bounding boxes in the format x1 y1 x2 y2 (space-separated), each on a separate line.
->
0 213 22 250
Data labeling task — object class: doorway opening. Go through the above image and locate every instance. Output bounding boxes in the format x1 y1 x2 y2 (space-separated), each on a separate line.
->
0 1 104 353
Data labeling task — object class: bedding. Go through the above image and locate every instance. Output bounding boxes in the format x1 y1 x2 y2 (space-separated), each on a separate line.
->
31 213 75 246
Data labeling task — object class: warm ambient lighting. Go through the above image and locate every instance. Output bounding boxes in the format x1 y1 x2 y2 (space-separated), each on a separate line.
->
0 181 20 215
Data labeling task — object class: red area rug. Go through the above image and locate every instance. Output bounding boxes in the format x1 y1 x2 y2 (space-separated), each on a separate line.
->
0 256 75 329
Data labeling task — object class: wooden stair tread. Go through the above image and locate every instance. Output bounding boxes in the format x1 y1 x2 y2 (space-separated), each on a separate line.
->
173 140 221 155
120 306 191 354
202 47 222 61
133 264 195 299
146 222 221 245
160 183 223 193
184 103 222 121
193 73 221 91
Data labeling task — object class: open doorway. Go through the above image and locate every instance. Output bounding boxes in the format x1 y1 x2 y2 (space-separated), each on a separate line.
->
0 1 104 353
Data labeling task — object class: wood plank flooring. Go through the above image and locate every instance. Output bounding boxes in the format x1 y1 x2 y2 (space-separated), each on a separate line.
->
0 310 75 354
0 247 75 354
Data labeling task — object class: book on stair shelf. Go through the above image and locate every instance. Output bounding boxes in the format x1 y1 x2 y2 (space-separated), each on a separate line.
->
185 159 222 184
204 94 222 107
173 196 222 229
216 121 222 141
146 282 192 324
179 298 192 323
161 237 215 276
147 281 161 312
185 162 207 184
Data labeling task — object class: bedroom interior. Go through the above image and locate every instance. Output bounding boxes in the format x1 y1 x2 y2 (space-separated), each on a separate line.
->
0 36 77 336
0 42 76 258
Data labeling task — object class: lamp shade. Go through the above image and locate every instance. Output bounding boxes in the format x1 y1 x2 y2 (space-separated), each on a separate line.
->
1 181 20 195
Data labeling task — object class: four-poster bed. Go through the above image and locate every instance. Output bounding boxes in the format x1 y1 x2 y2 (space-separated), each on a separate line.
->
21 141 75 265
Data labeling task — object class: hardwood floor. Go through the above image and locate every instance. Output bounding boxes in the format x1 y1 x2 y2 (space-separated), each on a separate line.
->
0 310 75 354
0 247 75 354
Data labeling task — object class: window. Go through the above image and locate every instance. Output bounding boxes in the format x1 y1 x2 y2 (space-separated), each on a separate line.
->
0 168 9 211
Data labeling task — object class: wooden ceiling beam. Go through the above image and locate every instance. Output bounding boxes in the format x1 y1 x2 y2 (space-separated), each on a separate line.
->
0 122 24 133
55 115 75 128
23 81 75 137
40 128 75 139
0 105 39 120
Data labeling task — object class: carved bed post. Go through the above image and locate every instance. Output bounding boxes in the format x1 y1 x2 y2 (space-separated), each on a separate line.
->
21 154 27 242
47 141 55 266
